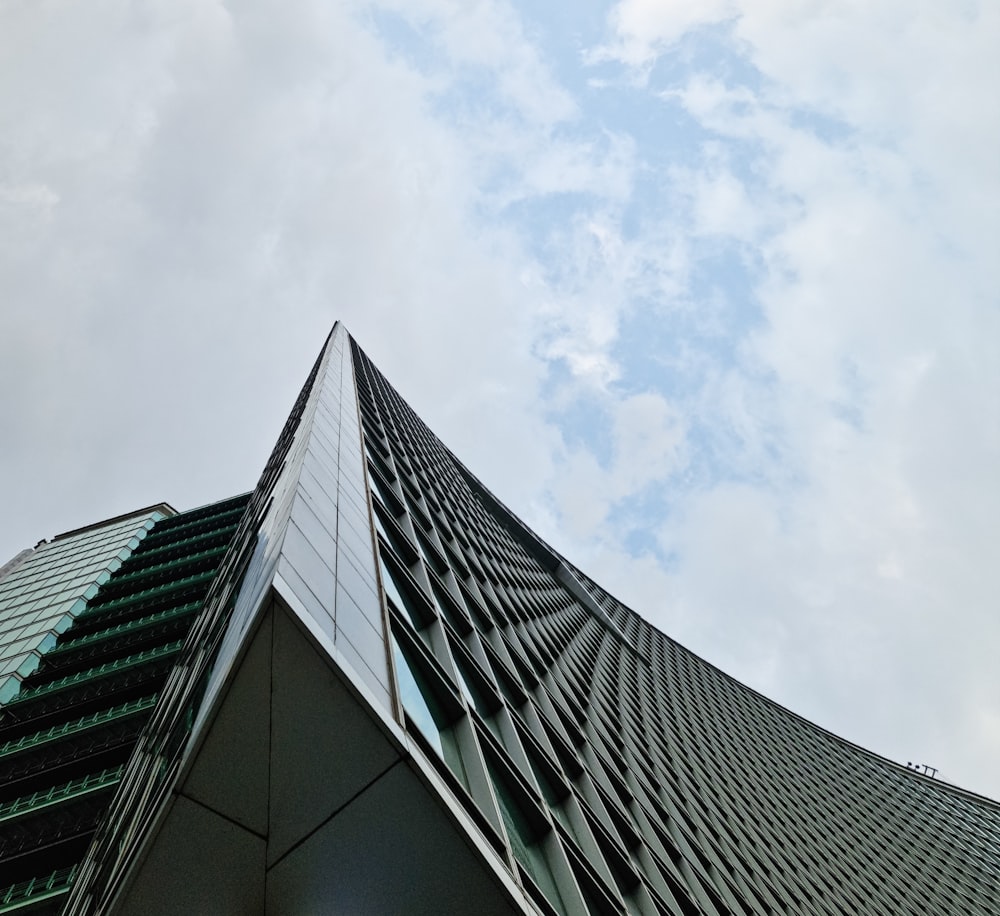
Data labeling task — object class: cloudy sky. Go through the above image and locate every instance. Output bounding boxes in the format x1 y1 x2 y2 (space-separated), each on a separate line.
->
2 1 997 798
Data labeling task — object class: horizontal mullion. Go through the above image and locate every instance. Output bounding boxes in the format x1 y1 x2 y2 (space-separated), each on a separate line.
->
9 643 183 704
0 865 78 913
51 602 201 658
124 528 235 571
101 545 229 594
80 571 216 618
0 766 124 824
0 696 157 761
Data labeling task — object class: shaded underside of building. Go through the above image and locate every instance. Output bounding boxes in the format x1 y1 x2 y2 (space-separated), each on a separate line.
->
1 323 997 915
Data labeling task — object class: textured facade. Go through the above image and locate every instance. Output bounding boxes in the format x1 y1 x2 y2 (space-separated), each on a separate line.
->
1 323 998 914
0 497 248 912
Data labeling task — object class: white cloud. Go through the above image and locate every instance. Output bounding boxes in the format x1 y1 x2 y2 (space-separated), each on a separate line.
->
374 0 578 124
588 0 1000 796
612 391 687 490
0 0 639 572
0 0 571 549
595 0 737 68
547 387 688 550
1 0 996 804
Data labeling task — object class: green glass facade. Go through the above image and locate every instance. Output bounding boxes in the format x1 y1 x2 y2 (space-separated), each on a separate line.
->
0 497 248 913
2 323 997 914
0 509 171 704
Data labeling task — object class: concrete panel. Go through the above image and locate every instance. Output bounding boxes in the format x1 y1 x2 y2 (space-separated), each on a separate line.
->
265 759 528 916
116 795 265 916
267 605 400 866
183 608 273 837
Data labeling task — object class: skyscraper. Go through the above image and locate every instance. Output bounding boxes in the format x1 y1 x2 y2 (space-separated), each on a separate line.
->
1 323 997 914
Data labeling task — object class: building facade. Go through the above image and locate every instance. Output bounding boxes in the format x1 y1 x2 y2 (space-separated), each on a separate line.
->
1 323 997 914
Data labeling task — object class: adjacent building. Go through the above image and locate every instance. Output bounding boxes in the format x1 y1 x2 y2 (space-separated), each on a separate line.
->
2 323 997 914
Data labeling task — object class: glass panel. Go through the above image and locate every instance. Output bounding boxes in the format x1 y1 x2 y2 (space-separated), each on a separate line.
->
430 580 471 635
372 508 392 546
390 633 469 789
391 635 443 757
487 760 568 915
525 746 578 842
453 658 480 712
379 558 424 632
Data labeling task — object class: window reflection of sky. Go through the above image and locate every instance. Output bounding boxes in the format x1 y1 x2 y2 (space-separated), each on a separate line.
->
391 634 443 758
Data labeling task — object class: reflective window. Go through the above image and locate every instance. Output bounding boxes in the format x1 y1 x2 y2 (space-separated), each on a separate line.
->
487 759 568 915
379 557 424 632
391 634 444 758
453 658 480 712
390 628 471 790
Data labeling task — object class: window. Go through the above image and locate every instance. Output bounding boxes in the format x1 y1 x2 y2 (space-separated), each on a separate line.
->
379 556 429 633
391 633 444 757
390 628 470 790
486 754 569 915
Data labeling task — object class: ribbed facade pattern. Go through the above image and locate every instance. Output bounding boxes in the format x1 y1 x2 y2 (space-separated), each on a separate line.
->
3 325 996 914
351 338 1000 916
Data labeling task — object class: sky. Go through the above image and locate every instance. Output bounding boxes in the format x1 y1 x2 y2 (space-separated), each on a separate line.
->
1 1 997 799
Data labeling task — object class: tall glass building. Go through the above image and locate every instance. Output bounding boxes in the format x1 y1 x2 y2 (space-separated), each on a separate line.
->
1 324 997 915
